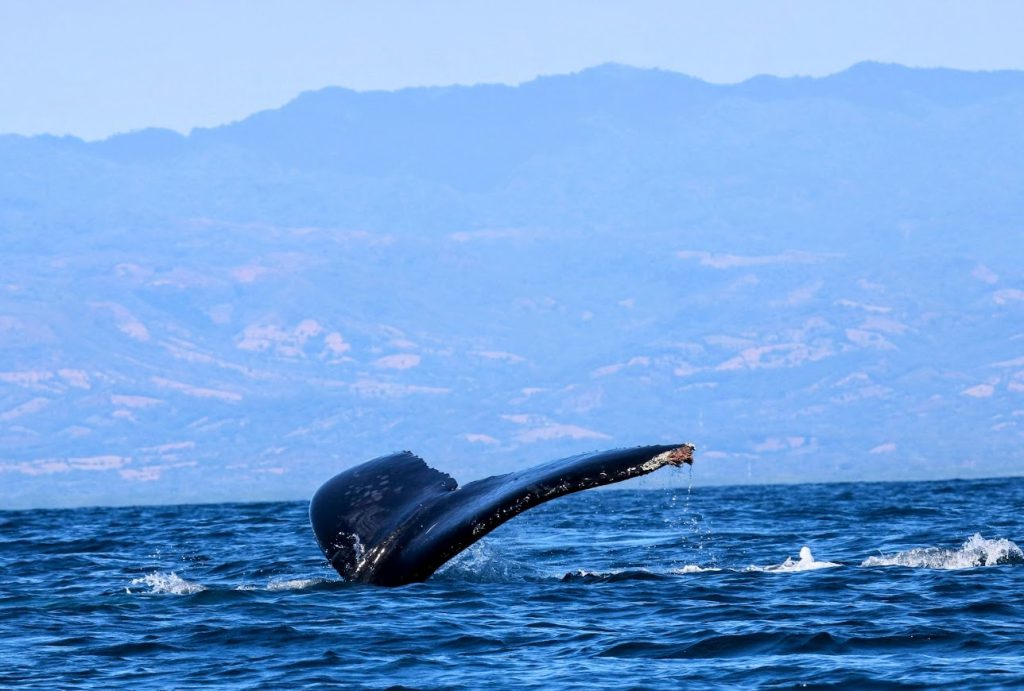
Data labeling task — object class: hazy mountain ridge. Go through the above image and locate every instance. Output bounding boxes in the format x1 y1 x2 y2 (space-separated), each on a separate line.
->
2 63 1022 508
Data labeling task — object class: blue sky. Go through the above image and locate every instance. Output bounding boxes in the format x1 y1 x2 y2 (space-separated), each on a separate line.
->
4 0 1024 139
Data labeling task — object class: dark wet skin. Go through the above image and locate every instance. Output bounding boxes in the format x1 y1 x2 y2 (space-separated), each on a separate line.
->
310 443 696 586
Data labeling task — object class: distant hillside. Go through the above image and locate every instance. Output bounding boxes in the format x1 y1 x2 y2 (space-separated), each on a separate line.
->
2 63 1023 508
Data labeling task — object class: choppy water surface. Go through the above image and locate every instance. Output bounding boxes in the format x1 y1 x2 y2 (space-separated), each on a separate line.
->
2 476 1023 688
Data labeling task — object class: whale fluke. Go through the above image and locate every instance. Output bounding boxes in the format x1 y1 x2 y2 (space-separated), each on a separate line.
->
309 443 695 586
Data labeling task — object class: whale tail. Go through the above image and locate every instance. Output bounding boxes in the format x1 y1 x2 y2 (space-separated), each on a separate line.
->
309 452 456 579
310 443 695 586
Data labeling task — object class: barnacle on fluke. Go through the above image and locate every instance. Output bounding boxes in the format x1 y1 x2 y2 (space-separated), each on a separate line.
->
310 443 695 586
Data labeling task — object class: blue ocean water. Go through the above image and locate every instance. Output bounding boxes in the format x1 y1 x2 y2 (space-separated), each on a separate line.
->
2 475 1023 688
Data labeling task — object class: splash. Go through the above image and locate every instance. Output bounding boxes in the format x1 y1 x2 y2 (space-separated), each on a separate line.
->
862 533 1024 570
128 571 205 595
749 546 840 573
435 540 529 582
666 463 717 568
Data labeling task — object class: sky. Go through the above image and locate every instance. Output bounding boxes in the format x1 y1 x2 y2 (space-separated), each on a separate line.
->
4 0 1024 140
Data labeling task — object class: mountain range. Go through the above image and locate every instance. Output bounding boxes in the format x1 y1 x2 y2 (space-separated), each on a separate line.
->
2 62 1023 508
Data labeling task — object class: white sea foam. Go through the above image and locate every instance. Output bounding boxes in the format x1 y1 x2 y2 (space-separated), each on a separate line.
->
749 546 840 573
131 574 331 594
128 571 205 595
233 578 330 591
862 533 1024 570
672 564 722 574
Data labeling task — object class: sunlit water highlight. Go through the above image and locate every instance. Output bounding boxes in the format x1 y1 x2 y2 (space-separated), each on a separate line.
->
2 476 1023 687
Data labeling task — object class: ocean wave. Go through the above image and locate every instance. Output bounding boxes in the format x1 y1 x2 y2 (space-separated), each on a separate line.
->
265 578 327 591
127 571 205 595
672 564 723 574
8 483 1023 688
129 573 340 595
861 533 1024 569
583 547 837 578
561 568 668 583
747 546 840 573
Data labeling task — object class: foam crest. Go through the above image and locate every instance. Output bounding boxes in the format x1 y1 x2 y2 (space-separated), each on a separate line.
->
128 571 205 595
749 546 839 573
862 533 1024 570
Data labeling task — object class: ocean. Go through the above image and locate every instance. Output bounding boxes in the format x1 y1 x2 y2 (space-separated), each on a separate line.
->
2 474 1023 688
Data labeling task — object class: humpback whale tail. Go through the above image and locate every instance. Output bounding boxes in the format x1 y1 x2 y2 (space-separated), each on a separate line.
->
310 443 695 586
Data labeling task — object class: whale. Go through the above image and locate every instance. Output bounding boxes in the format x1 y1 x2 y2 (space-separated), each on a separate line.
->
309 443 695 586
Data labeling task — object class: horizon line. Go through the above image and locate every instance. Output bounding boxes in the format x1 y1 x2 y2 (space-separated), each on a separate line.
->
4 471 1021 513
